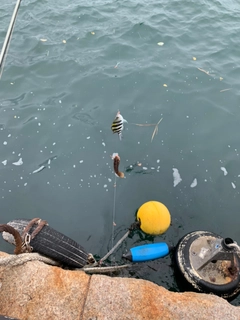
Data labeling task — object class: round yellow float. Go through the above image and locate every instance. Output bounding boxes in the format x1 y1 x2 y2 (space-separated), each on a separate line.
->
137 201 171 235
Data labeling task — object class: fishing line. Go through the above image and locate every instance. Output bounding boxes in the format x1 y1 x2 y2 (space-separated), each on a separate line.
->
109 30 122 263
0 0 22 79
111 174 117 253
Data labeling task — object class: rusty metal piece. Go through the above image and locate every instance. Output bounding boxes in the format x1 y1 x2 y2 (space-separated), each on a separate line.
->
0 224 23 254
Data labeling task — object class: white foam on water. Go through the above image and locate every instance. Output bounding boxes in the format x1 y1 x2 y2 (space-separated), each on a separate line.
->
190 178 197 188
173 168 182 187
220 167 228 176
12 158 23 166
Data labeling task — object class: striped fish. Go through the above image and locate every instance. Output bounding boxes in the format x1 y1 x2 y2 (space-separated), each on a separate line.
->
111 111 127 140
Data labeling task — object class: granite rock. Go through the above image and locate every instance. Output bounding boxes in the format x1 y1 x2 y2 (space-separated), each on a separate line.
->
0 251 239 320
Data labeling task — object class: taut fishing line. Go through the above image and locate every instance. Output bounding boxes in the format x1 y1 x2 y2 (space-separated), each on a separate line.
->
111 174 117 256
109 35 122 263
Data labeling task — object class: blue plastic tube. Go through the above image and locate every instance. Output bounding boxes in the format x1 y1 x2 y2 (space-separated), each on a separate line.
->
123 242 170 262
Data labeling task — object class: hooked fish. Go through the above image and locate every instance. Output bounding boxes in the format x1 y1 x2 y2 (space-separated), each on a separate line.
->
111 111 127 140
112 153 124 178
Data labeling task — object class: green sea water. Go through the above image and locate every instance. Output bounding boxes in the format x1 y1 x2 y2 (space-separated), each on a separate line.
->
1 0 240 304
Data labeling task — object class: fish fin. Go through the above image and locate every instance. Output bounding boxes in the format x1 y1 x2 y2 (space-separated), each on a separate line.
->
118 132 122 140
123 118 128 123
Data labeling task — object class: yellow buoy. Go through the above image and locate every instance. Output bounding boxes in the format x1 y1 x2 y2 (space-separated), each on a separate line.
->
137 201 171 235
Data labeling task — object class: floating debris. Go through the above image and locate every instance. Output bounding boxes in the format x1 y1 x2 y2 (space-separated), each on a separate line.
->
62 40 66 44
132 123 156 127
220 77 223 81
91 31 95 35
197 67 211 76
220 88 231 92
163 84 168 87
40 39 47 42
114 62 120 68
151 117 163 142
192 57 197 61
39 155 57 167
2 160 7 165
32 165 45 174
12 158 23 166
157 42 164 46
220 167 228 176
130 118 163 142
173 168 182 187
190 178 197 188
231 182 236 189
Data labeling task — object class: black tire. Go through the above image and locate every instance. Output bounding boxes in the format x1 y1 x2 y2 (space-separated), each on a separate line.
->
175 231 240 299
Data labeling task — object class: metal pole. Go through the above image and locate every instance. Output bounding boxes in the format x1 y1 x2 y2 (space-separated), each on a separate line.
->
0 0 22 69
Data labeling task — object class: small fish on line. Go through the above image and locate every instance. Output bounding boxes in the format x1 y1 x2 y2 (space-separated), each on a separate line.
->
112 153 124 178
111 111 127 140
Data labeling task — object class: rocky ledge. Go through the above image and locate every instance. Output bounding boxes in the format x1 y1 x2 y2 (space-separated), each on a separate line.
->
0 251 239 320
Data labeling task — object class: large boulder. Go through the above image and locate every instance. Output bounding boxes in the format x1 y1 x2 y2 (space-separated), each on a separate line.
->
0 251 239 320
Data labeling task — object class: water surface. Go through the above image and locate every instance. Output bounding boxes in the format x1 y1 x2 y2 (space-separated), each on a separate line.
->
1 0 240 304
